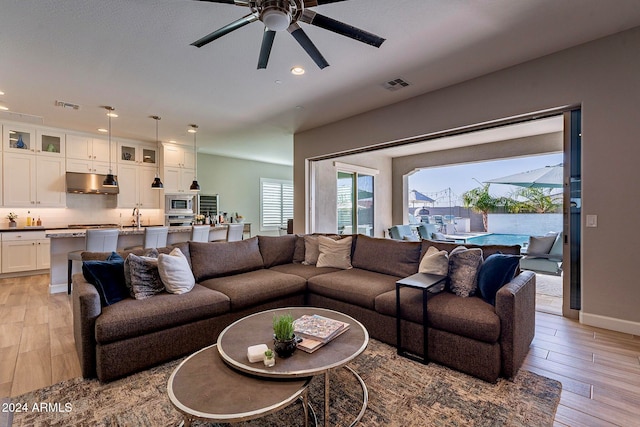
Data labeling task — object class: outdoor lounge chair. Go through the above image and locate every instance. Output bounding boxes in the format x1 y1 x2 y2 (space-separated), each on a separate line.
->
520 231 563 275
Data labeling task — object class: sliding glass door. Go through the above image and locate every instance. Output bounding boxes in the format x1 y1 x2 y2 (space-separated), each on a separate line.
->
337 171 374 236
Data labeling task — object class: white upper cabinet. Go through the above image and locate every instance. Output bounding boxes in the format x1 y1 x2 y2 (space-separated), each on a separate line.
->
3 124 36 153
66 134 115 173
118 141 158 166
162 143 194 169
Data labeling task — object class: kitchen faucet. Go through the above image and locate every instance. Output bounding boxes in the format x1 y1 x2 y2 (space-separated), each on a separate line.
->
132 207 141 229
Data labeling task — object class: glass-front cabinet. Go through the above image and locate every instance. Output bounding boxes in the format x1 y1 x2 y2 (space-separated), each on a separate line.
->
3 125 36 152
37 129 65 157
118 141 158 166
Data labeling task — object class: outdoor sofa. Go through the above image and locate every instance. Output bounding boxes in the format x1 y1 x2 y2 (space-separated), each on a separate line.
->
73 234 535 383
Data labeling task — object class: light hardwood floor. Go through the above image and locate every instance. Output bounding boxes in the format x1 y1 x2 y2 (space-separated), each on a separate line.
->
1 274 639 426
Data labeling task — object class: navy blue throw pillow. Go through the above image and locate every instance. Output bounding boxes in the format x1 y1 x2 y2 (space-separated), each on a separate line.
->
82 252 128 306
477 253 521 305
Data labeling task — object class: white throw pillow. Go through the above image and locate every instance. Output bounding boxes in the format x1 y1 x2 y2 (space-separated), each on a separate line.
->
316 236 353 269
158 247 195 294
418 246 449 276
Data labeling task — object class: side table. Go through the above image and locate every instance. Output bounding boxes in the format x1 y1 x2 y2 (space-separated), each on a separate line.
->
395 272 447 364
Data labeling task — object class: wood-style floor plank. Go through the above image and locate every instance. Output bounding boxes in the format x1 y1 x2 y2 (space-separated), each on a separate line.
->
2 274 640 427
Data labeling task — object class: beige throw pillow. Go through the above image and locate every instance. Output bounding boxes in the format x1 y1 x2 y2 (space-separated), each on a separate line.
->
316 236 353 269
158 247 195 294
303 235 321 265
418 246 449 275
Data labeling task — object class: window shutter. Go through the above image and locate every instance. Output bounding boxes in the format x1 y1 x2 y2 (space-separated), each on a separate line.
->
260 179 293 231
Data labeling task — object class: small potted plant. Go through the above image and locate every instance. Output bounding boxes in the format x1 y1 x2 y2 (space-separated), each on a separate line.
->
263 348 275 367
6 212 18 228
273 313 297 358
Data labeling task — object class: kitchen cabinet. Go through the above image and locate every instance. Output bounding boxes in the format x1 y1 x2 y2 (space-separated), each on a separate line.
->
1 231 49 273
117 163 160 208
2 151 66 207
3 124 36 153
118 141 158 166
163 167 196 193
66 134 115 173
162 143 195 169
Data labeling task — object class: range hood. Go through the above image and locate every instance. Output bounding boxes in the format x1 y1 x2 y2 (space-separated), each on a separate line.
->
65 172 119 195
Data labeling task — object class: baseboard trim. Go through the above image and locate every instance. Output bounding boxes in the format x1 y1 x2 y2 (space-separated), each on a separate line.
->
580 312 640 336
49 282 67 294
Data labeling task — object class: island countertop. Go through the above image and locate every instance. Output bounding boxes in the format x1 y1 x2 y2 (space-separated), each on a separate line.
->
45 225 227 239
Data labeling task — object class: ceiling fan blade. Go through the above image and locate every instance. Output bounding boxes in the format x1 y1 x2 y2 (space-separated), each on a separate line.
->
304 0 349 6
257 28 276 69
191 13 258 48
288 23 329 69
194 0 248 4
300 10 385 47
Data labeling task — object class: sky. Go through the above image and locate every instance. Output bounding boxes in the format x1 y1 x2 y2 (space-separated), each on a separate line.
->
408 152 564 207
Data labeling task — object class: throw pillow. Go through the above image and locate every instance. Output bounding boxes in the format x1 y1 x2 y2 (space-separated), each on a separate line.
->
303 235 321 265
124 248 159 296
527 234 557 255
477 253 522 305
158 248 195 294
418 246 449 275
448 246 483 297
82 252 128 306
316 236 353 269
126 253 164 300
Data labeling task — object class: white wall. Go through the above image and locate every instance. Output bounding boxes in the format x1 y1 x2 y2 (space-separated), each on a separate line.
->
196 153 293 236
294 27 640 334
488 213 562 236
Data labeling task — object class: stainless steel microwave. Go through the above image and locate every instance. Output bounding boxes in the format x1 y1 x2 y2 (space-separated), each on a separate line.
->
165 194 195 214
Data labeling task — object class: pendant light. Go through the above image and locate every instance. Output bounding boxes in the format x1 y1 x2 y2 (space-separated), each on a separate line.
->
103 106 118 187
189 124 200 191
150 115 163 189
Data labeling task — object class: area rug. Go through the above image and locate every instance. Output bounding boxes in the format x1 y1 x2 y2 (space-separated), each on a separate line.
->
10 339 561 426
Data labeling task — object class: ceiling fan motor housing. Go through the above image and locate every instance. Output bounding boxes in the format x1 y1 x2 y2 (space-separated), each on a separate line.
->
255 0 300 31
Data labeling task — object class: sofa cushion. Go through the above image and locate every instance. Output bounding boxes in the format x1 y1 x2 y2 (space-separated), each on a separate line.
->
190 237 264 282
269 263 342 280
94 284 230 343
375 286 444 323
527 233 557 255
422 240 521 259
158 247 195 294
351 235 421 278
258 235 296 268
82 252 128 306
427 292 501 344
199 269 306 311
316 236 352 269
448 247 483 297
126 253 164 300
477 253 521 305
307 268 398 310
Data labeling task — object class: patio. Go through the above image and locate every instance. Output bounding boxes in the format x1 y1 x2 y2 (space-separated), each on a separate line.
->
534 272 562 315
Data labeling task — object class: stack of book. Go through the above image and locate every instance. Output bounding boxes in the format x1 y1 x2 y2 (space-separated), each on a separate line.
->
294 314 350 353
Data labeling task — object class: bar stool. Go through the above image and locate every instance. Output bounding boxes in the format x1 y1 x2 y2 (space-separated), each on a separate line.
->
190 225 211 242
226 223 244 242
125 226 169 251
67 228 120 294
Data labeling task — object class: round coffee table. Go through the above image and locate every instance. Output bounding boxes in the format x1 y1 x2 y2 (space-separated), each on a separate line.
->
217 307 369 426
167 344 313 427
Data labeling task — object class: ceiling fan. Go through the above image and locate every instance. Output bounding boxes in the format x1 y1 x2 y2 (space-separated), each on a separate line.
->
191 0 385 69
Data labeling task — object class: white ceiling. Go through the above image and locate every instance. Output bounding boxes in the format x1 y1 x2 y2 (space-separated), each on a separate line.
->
1 0 640 166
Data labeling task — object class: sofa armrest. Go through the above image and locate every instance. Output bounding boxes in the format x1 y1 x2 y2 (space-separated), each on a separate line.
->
72 273 102 378
495 270 536 378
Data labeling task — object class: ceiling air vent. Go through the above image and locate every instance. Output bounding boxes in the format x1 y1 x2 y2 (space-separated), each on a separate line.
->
55 100 81 110
382 77 411 92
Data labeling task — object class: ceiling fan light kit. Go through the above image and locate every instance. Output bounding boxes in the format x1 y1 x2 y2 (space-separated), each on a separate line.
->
191 0 385 70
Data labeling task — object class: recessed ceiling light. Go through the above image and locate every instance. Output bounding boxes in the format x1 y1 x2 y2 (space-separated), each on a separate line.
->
0 105 8 111
98 128 108 133
291 67 305 76
275 80 282 85
0 91 5 95
169 140 177 143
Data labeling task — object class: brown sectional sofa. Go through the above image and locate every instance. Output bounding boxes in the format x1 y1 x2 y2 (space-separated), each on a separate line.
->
73 234 535 383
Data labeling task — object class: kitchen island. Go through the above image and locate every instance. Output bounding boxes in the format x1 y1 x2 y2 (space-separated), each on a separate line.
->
46 225 228 294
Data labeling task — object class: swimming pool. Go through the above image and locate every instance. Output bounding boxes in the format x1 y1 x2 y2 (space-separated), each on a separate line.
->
464 233 530 246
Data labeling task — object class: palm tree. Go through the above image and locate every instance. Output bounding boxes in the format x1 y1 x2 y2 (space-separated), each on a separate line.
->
510 188 561 213
462 184 505 232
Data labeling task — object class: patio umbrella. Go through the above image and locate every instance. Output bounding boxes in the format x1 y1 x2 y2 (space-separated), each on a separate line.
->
485 164 563 188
